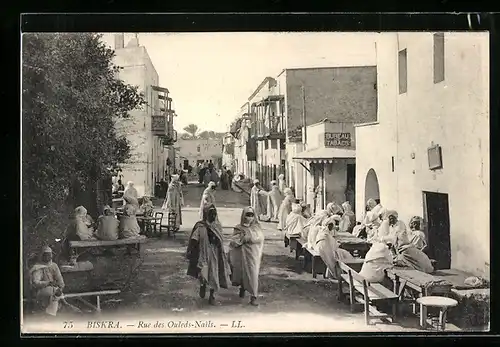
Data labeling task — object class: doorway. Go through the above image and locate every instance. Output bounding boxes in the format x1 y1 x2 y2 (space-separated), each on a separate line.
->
183 160 189 170
364 168 380 204
346 163 356 212
423 191 451 270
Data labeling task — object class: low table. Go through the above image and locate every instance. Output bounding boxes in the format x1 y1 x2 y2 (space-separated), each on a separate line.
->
416 296 458 331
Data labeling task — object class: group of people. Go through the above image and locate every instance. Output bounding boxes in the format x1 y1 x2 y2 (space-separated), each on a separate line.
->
186 204 265 306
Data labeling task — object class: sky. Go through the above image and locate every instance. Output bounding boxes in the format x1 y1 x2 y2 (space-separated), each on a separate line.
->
101 32 379 133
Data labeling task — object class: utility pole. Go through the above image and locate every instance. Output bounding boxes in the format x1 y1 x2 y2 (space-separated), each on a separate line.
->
301 85 307 145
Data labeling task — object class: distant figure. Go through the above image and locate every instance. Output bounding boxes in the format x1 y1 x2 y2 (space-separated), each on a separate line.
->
250 179 267 219
186 204 231 305
220 168 229 190
277 188 295 232
264 180 283 222
339 201 355 233
307 184 316 214
200 181 219 223
315 183 324 212
226 170 234 188
278 174 286 194
229 206 265 306
95 206 119 241
123 181 139 208
162 174 184 231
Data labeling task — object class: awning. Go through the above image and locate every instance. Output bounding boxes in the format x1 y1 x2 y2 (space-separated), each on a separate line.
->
293 147 356 163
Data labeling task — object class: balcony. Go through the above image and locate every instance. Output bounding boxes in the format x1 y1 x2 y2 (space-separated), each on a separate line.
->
250 95 285 141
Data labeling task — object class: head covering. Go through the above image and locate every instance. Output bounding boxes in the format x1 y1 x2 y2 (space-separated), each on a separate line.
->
270 180 277 186
201 203 217 222
278 174 284 179
291 203 302 214
74 206 87 218
284 187 293 196
409 216 423 228
171 174 180 182
367 198 377 209
387 210 398 219
253 179 260 184
208 181 216 188
322 215 340 226
378 207 388 220
341 201 352 213
240 206 259 226
326 202 335 214
42 246 52 254
103 205 114 215
127 181 134 187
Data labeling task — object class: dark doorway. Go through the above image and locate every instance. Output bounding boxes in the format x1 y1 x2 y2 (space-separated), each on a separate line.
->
183 160 189 170
346 163 356 212
423 191 451 270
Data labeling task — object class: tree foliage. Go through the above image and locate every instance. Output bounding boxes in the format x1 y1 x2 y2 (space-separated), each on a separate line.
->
22 33 145 259
183 124 199 138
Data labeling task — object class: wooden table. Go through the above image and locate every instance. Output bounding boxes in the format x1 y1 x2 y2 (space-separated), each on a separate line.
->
416 296 458 330
136 215 162 237
335 232 372 258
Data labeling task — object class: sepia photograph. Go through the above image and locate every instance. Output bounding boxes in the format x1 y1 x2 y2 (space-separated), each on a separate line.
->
21 29 490 334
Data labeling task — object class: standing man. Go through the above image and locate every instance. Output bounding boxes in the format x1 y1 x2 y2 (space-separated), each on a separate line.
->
162 174 184 232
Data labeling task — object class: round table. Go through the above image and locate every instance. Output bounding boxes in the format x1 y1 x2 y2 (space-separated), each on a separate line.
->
416 296 458 331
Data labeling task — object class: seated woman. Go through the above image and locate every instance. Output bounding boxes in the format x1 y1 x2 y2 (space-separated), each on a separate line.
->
359 242 394 283
300 202 312 219
302 202 337 242
67 206 96 241
139 196 154 216
408 216 427 252
314 216 355 279
390 215 433 273
95 206 119 241
186 204 231 305
119 204 144 239
285 203 307 240
339 201 355 233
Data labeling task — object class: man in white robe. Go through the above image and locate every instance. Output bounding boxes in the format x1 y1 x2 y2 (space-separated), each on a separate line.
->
250 179 267 219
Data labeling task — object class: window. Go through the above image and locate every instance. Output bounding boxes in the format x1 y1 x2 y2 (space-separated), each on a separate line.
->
197 145 200 153
265 140 269 150
271 139 278 149
398 49 407 94
433 33 445 84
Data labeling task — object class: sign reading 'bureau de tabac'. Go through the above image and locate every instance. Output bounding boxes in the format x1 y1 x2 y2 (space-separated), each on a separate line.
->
324 132 351 147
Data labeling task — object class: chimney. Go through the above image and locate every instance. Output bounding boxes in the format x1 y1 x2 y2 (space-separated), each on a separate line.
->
114 33 124 49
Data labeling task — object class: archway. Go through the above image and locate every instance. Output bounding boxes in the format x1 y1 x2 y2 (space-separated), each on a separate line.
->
364 168 380 205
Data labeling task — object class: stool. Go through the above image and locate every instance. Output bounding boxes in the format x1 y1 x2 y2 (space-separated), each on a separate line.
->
416 296 458 331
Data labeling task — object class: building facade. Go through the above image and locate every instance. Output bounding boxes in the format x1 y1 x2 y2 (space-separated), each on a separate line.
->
177 138 223 169
282 67 378 200
355 33 489 277
112 34 176 196
222 132 236 170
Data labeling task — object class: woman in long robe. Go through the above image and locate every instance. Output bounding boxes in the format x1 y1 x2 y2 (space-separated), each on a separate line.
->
277 188 295 231
314 216 355 279
339 201 356 233
250 179 267 220
123 181 139 208
186 204 231 305
278 174 286 194
358 241 394 283
95 206 119 241
199 181 221 224
265 180 283 222
162 174 184 230
67 206 95 241
220 169 229 190
228 206 265 306
389 213 433 273
408 216 427 251
119 204 143 239
285 203 307 238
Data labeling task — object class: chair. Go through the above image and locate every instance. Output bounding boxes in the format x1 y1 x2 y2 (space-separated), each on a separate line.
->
152 211 165 237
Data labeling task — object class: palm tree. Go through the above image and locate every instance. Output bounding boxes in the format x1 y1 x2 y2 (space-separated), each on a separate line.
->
183 124 199 139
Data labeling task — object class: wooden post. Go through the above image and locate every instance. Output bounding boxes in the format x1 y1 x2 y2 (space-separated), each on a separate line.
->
301 86 307 145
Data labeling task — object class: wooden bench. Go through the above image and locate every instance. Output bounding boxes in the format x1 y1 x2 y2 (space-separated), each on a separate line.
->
23 289 121 314
69 237 147 259
60 261 94 288
284 235 302 259
64 289 121 313
338 261 398 325
303 246 327 279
